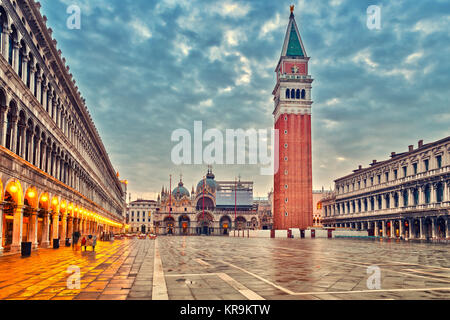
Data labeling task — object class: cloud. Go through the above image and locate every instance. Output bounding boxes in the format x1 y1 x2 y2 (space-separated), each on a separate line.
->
39 0 450 198
129 19 152 43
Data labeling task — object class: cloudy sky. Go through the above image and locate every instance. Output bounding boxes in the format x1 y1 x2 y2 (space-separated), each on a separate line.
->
40 0 450 200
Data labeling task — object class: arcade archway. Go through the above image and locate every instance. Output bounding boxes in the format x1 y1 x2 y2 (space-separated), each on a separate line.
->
164 217 175 235
197 212 213 235
235 216 247 230
179 215 190 235
220 216 231 235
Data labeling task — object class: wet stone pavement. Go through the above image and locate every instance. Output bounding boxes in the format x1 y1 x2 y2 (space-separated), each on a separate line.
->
0 236 449 300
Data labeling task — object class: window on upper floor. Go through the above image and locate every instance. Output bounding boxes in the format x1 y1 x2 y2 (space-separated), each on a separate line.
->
291 89 295 99
377 175 381 184
424 159 429 171
285 89 290 99
403 166 407 177
413 163 418 175
385 172 389 182
296 89 300 99
436 183 444 203
425 185 431 204
403 190 409 206
364 179 367 188
394 169 398 180
370 177 374 186
436 155 442 169
301 89 306 99
413 189 419 205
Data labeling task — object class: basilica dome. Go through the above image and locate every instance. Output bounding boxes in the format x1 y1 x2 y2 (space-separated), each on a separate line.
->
172 181 190 198
196 168 217 194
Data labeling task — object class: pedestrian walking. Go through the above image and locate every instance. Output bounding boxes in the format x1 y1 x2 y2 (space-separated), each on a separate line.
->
92 235 97 251
81 236 87 251
72 231 80 250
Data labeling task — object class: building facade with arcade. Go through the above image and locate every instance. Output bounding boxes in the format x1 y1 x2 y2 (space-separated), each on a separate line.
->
0 0 126 255
151 168 261 236
273 7 313 231
322 137 450 240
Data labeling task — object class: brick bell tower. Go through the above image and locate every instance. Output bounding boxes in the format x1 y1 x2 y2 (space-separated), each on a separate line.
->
273 6 313 231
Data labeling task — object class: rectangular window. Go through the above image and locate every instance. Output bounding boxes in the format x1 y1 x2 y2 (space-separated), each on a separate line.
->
358 181 361 189
385 172 389 182
403 166 407 177
377 175 381 184
370 177 374 186
394 169 398 180
413 163 418 175
424 159 429 171
364 179 367 188
436 155 442 169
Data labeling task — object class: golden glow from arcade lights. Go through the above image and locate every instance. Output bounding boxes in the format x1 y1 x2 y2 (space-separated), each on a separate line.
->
9 184 18 193
4 183 123 228
27 190 36 199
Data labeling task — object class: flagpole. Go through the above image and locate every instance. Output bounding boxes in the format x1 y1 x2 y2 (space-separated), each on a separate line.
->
202 176 206 220
235 177 237 220
169 174 172 218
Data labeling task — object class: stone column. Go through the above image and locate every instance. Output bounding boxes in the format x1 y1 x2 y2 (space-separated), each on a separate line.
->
11 206 23 253
1 26 10 59
0 107 7 147
42 87 48 111
419 187 424 204
419 218 425 239
431 185 436 203
390 220 396 238
10 116 18 154
81 218 85 234
29 66 36 94
399 219 404 239
408 219 414 239
0 205 4 255
21 56 29 83
13 42 20 73
41 213 50 248
54 155 59 179
52 213 59 241
35 75 42 103
40 143 46 172
446 218 450 240
68 217 73 240
381 220 386 238
27 130 34 163
29 211 38 249
35 137 41 168
431 217 436 239
443 181 449 202
61 214 67 240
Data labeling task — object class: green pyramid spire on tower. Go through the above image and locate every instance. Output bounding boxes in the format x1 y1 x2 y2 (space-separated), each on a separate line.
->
286 24 304 57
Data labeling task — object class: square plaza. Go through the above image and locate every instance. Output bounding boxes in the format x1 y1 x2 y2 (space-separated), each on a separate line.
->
0 237 448 300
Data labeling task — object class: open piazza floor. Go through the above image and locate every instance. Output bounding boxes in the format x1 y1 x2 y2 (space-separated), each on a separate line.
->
0 236 449 300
